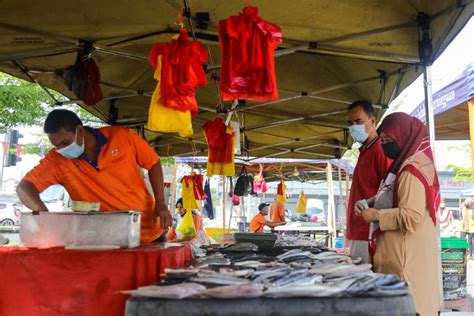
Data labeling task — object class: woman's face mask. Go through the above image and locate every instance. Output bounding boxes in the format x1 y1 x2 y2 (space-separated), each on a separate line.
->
382 141 401 160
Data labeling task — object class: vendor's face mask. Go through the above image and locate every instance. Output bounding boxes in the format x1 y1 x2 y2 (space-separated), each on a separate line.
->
382 141 401 160
348 124 369 143
57 131 85 159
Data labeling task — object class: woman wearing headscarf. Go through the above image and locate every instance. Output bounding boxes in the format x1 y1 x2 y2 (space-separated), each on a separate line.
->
355 112 441 315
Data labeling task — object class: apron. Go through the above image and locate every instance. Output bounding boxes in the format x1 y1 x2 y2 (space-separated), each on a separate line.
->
369 173 396 244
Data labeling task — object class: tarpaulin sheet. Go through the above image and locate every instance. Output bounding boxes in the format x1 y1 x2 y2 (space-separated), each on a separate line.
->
0 244 192 316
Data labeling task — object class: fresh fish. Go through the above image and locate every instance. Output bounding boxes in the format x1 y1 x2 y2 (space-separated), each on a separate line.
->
220 243 258 253
264 284 343 298
234 260 268 268
272 268 308 287
198 283 264 299
219 268 254 278
123 283 205 299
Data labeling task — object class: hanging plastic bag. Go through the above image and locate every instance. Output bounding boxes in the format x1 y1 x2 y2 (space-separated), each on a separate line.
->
234 167 252 196
253 173 268 193
176 210 196 238
296 191 307 213
182 177 199 210
232 194 240 206
277 180 287 204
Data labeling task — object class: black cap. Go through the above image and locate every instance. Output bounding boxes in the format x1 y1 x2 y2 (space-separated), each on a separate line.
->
258 203 270 211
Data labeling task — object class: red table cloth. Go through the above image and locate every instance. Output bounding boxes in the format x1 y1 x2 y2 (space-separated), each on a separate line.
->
0 244 192 316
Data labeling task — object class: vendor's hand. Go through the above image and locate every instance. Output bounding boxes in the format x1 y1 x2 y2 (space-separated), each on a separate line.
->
154 204 172 228
354 200 366 216
361 208 379 223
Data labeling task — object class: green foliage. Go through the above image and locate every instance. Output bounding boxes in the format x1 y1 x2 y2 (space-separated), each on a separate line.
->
444 144 473 182
0 73 53 132
445 164 474 182
160 157 175 166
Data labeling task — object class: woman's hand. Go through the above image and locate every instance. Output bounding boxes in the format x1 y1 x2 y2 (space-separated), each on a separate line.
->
354 200 368 216
361 208 379 223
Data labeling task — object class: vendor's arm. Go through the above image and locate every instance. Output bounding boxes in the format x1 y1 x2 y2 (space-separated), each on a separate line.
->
265 221 286 228
16 179 49 212
16 153 61 213
148 162 172 228
125 127 172 229
377 171 426 233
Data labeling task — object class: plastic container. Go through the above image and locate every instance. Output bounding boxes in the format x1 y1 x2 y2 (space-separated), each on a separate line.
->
233 232 277 251
20 211 141 249
441 237 468 300
335 237 344 249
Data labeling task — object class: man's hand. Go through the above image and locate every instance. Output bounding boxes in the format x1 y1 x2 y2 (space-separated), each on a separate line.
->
361 208 379 223
153 204 172 228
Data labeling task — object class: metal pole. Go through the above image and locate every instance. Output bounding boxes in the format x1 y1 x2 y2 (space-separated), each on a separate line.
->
0 134 6 193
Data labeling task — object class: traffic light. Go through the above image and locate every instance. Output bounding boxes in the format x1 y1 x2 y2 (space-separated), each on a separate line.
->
4 130 22 167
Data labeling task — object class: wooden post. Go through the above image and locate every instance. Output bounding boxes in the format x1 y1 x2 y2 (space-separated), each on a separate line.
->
169 161 178 211
326 163 336 247
222 175 226 233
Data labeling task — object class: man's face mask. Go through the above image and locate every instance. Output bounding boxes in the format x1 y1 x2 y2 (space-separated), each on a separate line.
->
382 141 401 160
348 124 369 144
57 131 84 159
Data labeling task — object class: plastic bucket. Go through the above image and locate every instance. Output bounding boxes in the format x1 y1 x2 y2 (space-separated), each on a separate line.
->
441 237 468 300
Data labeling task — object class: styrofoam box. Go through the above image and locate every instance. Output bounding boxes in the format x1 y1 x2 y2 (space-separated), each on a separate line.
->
20 211 141 249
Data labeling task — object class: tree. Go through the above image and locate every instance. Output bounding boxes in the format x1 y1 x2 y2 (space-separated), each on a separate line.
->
445 143 473 182
0 72 103 132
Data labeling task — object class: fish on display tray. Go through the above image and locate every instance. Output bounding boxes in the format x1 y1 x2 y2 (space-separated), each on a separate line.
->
198 283 264 299
123 283 205 299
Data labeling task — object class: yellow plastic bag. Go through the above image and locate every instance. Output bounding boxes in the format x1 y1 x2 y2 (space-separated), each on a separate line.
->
277 180 287 204
296 191 307 213
177 210 196 238
147 56 193 137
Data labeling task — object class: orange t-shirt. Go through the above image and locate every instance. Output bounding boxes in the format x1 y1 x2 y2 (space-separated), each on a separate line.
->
250 213 267 233
270 202 285 223
23 126 163 243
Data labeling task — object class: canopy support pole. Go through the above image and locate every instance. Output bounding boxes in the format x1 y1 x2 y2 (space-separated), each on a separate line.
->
419 11 443 310
469 99 474 173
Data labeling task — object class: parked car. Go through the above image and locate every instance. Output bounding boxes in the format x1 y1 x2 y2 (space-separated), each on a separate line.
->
0 202 21 226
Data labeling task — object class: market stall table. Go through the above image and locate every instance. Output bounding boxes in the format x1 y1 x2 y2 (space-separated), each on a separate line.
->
274 224 332 245
0 243 192 316
125 295 416 315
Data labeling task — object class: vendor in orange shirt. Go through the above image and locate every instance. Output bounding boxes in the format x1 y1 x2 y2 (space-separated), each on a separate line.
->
250 203 286 233
16 109 172 243
270 200 286 223
167 198 204 241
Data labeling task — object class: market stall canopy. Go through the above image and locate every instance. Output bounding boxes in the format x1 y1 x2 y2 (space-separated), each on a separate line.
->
411 63 474 140
0 0 473 159
175 157 353 182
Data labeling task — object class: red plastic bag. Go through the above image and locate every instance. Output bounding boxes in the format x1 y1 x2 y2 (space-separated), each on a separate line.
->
218 6 282 102
232 194 240 206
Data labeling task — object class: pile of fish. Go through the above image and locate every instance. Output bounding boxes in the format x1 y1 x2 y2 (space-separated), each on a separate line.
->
126 238 408 300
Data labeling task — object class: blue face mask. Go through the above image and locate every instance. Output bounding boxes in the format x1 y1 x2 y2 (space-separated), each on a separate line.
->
57 134 84 159
349 124 369 144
